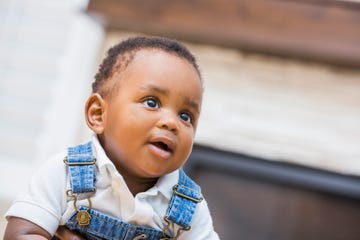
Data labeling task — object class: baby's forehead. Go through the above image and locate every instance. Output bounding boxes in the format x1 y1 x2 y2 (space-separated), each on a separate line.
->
104 49 175 93
111 48 203 104
105 48 202 98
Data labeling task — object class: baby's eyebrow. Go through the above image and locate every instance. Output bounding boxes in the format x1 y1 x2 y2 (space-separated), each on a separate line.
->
140 85 169 95
184 97 200 114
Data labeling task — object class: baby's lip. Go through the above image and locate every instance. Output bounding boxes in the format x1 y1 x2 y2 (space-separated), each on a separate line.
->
149 136 175 152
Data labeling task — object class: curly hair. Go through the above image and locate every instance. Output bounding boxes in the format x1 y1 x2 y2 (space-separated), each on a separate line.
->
92 36 202 98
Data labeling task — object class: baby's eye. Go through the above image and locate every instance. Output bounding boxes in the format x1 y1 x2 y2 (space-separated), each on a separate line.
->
179 112 192 123
142 98 159 108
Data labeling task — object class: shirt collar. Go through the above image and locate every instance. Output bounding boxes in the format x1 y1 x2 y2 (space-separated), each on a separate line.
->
91 133 179 200
154 169 179 200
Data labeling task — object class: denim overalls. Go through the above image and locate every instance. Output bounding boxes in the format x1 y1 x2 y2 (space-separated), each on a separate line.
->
58 141 203 240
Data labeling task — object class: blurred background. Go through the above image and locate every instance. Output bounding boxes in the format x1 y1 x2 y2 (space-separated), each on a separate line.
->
1 0 360 239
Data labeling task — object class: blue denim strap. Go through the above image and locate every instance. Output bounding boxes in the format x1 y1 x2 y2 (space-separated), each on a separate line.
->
165 169 203 229
66 141 96 194
65 206 166 240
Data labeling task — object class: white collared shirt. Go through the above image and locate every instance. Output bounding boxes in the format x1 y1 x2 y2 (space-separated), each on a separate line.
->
6 135 219 239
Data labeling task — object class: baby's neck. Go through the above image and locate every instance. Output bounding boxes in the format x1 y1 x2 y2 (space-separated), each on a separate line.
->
118 171 159 196
126 177 159 196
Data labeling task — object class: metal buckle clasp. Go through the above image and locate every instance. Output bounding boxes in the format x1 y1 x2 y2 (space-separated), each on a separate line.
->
161 216 191 240
172 184 203 203
66 188 96 226
63 157 96 166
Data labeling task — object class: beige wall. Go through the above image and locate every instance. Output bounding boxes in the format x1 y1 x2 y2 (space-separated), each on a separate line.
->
105 32 360 176
192 44 360 175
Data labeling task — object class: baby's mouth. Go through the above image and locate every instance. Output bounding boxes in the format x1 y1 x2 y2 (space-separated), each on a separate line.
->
148 136 175 159
148 137 175 159
152 141 171 152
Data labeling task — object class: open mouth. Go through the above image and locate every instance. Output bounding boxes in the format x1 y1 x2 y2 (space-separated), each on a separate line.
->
152 141 171 152
148 137 174 159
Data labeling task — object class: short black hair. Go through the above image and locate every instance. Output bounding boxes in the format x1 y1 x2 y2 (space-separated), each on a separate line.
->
92 36 201 97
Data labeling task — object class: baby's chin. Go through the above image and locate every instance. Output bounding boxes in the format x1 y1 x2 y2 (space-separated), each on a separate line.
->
138 166 177 179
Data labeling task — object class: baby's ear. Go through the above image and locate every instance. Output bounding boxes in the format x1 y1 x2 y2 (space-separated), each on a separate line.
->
85 93 106 134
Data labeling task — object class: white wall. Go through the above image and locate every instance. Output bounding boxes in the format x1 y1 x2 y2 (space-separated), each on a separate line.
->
0 0 104 200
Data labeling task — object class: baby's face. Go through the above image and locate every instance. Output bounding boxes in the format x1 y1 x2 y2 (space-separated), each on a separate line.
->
101 49 202 179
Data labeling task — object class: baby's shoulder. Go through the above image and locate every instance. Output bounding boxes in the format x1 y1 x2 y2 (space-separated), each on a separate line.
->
34 150 68 178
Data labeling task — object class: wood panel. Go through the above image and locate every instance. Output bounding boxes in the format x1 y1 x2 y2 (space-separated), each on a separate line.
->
87 0 360 67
